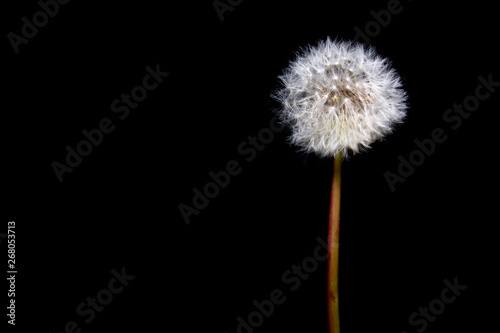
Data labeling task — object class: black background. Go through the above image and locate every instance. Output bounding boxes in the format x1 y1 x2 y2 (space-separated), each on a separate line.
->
3 1 498 332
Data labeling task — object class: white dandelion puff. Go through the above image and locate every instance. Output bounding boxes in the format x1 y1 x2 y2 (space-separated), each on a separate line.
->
274 38 407 158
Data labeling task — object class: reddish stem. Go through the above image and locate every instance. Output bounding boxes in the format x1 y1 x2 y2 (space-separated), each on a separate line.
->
327 153 342 333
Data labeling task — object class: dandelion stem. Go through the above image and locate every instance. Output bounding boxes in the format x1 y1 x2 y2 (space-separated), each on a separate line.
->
327 152 342 333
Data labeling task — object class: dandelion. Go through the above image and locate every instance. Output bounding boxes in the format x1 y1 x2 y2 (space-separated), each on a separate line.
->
273 38 407 333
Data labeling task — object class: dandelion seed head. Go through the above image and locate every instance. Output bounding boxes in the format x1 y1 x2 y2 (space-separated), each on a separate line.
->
274 38 407 158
